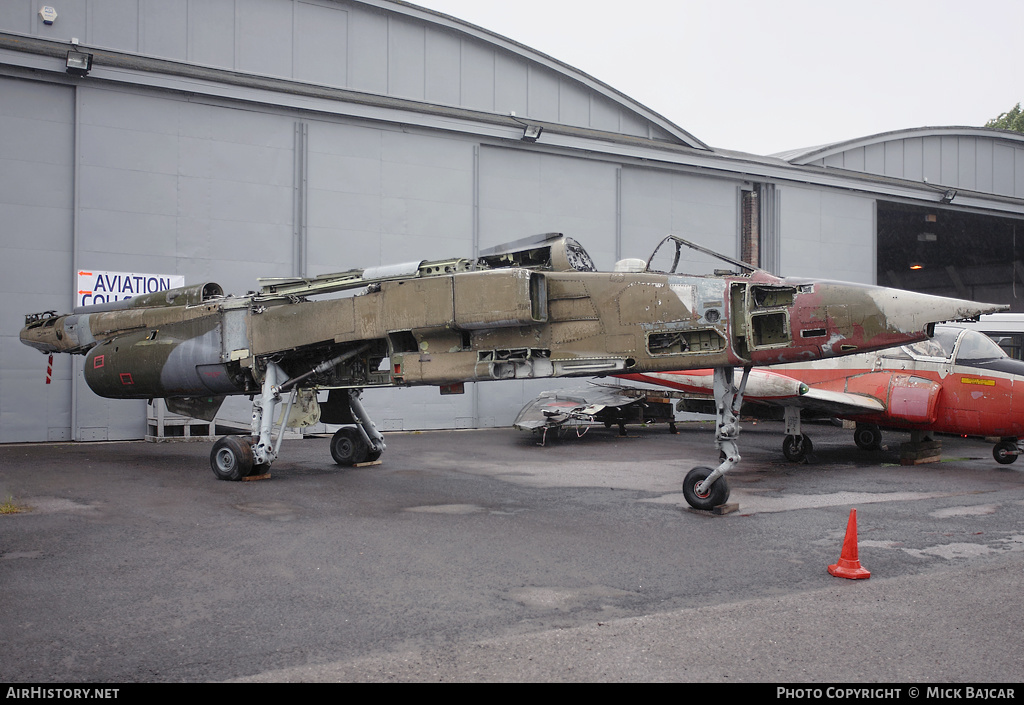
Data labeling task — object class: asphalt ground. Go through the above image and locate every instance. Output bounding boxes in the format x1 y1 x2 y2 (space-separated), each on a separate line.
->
1 420 1023 684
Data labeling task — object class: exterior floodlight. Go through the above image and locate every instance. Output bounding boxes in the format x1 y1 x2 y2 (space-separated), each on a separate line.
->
940 189 956 204
521 124 543 142
65 50 93 76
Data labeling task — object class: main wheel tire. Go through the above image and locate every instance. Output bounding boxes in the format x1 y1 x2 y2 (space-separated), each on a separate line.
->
993 440 1019 465
682 466 730 510
331 427 369 466
210 436 255 481
782 434 813 462
854 424 882 451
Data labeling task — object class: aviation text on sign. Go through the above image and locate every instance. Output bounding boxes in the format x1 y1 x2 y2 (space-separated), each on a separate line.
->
76 270 185 308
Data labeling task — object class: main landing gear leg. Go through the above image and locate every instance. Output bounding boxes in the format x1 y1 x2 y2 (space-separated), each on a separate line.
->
330 389 387 466
782 405 813 462
211 361 293 480
683 366 750 511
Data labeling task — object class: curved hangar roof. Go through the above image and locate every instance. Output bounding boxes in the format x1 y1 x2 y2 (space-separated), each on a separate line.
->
0 0 707 150
384 1 708 149
775 127 1024 199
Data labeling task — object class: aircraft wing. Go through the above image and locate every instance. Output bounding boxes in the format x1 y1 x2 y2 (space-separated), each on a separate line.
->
771 386 885 416
513 388 645 431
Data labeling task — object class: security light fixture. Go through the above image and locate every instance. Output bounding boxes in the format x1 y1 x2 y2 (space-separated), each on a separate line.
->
521 124 543 142
39 6 57 25
65 50 93 76
940 189 956 204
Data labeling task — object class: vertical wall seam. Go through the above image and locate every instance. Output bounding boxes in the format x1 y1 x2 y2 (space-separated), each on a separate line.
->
71 84 81 437
615 166 622 261
472 143 480 426
293 120 308 277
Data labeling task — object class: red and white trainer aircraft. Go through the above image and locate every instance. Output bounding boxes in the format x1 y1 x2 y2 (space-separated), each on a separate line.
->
618 324 1024 464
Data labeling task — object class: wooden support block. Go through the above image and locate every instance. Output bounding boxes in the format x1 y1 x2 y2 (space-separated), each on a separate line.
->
899 439 942 465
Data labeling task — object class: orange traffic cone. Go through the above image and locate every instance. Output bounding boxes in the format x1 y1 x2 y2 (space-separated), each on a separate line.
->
828 508 871 579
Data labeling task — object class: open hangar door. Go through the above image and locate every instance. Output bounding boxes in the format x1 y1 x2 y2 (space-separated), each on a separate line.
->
877 201 1024 312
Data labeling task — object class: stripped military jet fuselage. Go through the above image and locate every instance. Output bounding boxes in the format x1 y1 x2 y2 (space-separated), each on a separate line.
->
21 234 1003 509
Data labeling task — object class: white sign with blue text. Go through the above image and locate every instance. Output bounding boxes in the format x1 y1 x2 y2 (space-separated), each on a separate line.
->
77 270 185 308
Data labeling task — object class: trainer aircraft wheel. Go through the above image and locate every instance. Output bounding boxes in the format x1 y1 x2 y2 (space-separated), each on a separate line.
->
210 436 255 481
682 466 730 510
854 424 882 451
782 434 813 462
993 440 1019 465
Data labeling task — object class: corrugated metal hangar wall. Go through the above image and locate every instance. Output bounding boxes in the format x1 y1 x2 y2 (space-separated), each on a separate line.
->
1 0 1021 444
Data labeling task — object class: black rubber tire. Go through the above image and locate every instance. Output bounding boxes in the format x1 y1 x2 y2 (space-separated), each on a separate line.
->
365 447 382 462
242 436 271 475
210 436 255 481
993 440 1018 465
854 424 882 451
782 434 813 462
682 466 730 510
331 427 368 466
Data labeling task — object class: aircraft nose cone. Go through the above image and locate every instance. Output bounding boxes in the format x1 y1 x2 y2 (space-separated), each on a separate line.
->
778 281 1009 364
869 289 1006 337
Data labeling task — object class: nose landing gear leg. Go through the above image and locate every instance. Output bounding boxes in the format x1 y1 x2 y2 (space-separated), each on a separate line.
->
683 366 750 511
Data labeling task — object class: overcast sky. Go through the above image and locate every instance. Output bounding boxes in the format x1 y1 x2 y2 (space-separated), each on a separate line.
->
411 0 1022 156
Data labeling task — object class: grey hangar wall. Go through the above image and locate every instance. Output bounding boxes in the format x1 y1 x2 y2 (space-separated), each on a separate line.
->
0 74 776 442
2 0 1019 443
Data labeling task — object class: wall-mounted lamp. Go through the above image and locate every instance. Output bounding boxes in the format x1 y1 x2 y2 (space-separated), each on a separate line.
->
940 189 956 204
520 124 543 142
65 49 93 76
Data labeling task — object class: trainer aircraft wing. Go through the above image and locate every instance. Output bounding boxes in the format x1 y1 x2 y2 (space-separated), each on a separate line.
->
787 387 886 416
620 369 887 416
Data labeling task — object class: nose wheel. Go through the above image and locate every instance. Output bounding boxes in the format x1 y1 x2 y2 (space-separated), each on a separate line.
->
683 466 730 510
